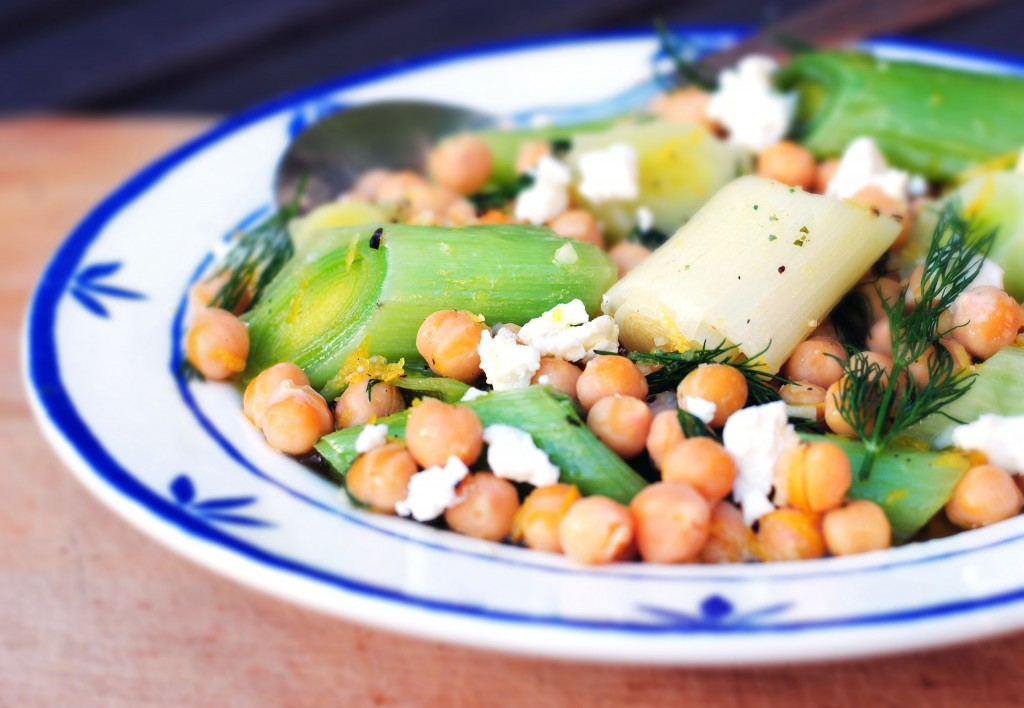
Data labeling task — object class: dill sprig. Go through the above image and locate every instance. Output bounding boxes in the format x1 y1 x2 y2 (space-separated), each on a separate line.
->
676 409 718 440
837 201 996 480
468 173 533 214
208 184 305 314
625 342 789 405
653 20 717 92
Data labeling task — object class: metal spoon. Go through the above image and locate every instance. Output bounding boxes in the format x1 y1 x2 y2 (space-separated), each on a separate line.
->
274 0 1003 210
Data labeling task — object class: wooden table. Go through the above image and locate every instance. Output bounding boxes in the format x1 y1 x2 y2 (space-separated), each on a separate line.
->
4 116 1024 706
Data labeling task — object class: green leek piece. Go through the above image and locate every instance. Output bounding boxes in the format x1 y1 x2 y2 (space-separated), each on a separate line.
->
474 116 624 188
316 387 649 504
776 52 1024 181
903 346 1024 448
802 434 970 541
912 173 1024 299
392 370 471 404
568 120 750 241
243 223 617 399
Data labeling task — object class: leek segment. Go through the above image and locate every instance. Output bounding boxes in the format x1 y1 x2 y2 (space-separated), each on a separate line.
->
777 52 1024 181
803 434 969 541
912 173 1024 299
568 121 749 241
316 387 648 504
243 224 617 398
903 346 1024 448
603 176 901 373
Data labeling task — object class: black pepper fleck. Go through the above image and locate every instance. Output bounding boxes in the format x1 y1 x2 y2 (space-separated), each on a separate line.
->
369 227 383 249
778 266 786 274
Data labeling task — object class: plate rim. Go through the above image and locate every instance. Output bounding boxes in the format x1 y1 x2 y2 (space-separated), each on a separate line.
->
23 25 1024 665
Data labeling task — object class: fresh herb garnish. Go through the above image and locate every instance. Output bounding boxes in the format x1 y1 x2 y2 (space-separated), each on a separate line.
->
628 225 670 250
677 409 718 439
468 173 533 213
365 378 382 401
653 20 717 91
837 201 996 480
624 342 789 404
208 182 305 314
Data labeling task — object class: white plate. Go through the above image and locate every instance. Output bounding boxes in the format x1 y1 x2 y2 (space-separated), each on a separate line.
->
24 28 1024 665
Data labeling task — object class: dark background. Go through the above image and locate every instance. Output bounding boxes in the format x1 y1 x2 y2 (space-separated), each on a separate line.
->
2 0 1023 114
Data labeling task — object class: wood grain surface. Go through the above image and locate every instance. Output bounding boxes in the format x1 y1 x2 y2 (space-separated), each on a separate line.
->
4 116 1024 707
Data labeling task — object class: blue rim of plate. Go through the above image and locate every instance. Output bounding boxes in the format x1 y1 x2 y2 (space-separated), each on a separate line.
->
25 26 1024 641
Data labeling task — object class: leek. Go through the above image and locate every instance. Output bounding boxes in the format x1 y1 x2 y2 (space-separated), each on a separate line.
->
315 387 649 504
243 224 617 399
603 176 900 373
777 51 1024 181
903 346 1024 449
802 434 969 541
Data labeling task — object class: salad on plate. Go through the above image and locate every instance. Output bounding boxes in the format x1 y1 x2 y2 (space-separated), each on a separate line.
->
181 36 1024 567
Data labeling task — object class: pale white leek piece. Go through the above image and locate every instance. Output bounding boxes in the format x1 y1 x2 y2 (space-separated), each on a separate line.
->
602 176 901 372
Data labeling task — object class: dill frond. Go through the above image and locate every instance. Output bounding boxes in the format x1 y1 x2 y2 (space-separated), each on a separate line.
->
653 20 717 91
676 409 718 440
838 200 995 480
626 341 789 404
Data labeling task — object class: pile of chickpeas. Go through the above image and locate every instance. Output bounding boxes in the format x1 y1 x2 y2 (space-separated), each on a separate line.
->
182 84 1024 565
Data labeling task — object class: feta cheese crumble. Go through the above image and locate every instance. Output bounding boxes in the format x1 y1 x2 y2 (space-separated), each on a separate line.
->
354 423 388 454
395 456 469 521
706 55 796 154
723 401 800 525
514 156 571 225
968 257 1005 291
681 396 717 425
577 143 640 204
460 387 489 402
483 424 560 487
517 299 620 362
826 136 909 201
952 415 1024 474
553 242 578 264
478 327 541 391
636 205 655 232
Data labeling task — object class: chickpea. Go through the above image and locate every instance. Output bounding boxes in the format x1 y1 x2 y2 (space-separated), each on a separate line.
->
857 277 903 324
755 509 825 562
444 473 520 541
646 409 685 469
515 140 550 175
375 170 429 203
243 362 309 425
850 350 902 393
907 345 939 389
405 399 483 469
946 464 1024 529
416 310 486 383
260 381 333 455
186 307 250 380
587 395 653 459
548 209 604 248
349 169 392 201
511 483 580 553
939 337 972 372
478 209 512 225
811 318 839 340
756 140 817 190
630 481 711 563
660 437 737 504
346 444 418 513
406 183 460 215
559 496 637 564
866 317 893 358
823 500 892 556
814 158 840 194
850 185 910 250
676 364 747 427
576 355 649 411
608 241 651 277
824 377 858 437
949 286 1022 360
649 86 716 130
779 382 826 420
777 442 851 513
700 501 754 563
188 271 251 315
446 198 477 225
427 134 493 195
782 336 847 390
904 263 925 309
531 356 582 399
334 379 406 429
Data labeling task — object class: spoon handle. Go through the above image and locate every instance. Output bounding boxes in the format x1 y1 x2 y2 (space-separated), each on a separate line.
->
704 0 1005 71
